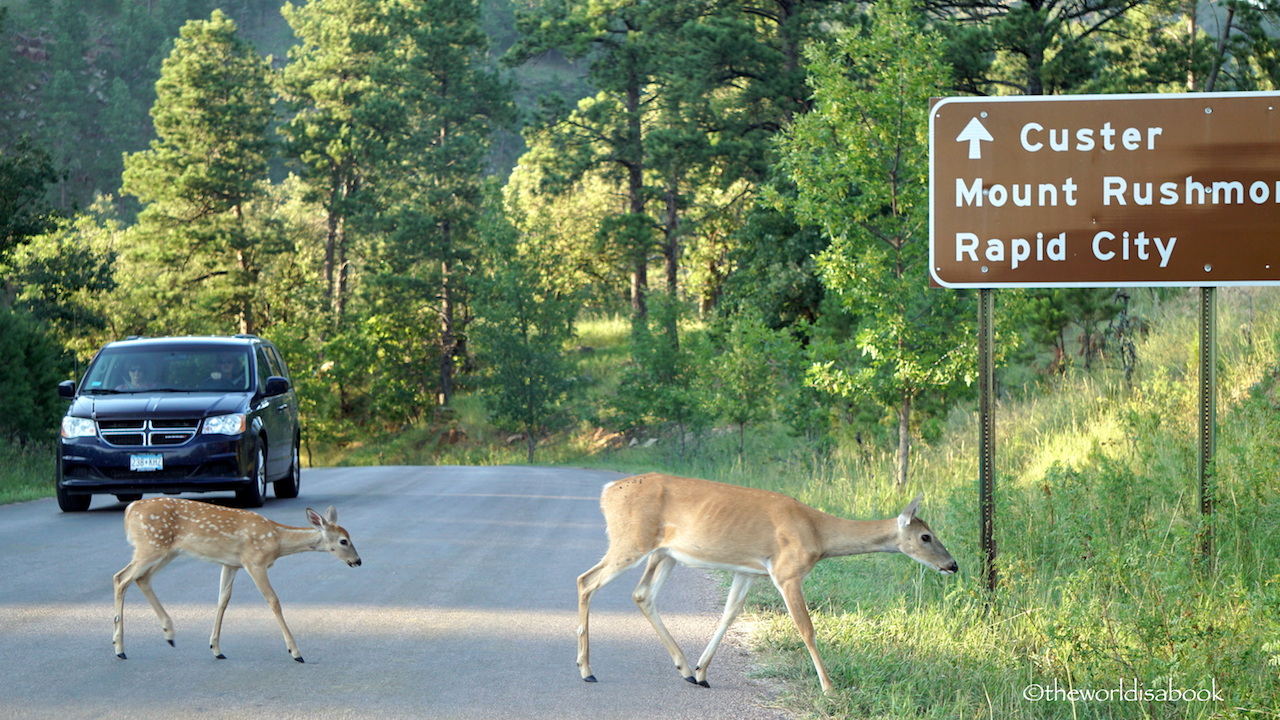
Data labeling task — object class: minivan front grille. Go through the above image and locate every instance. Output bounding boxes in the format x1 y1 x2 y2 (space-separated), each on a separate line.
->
98 419 200 447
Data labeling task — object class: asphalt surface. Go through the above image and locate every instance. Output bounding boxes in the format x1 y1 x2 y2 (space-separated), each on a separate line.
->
0 466 793 719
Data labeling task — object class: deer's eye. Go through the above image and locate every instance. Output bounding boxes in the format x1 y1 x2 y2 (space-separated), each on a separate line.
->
339 538 349 546
921 534 932 543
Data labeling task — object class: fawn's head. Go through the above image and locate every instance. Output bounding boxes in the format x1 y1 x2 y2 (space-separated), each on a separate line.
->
307 506 362 567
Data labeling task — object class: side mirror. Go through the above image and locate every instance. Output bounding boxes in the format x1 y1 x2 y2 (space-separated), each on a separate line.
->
58 380 77 399
263 376 291 397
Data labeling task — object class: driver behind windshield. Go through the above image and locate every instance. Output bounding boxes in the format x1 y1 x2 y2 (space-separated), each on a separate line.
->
115 362 153 391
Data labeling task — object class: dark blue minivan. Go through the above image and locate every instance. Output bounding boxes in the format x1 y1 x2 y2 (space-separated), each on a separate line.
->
55 335 301 511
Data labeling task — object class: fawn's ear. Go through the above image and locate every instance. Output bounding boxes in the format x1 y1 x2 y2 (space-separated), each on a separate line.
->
897 493 924 528
325 505 338 524
306 508 325 528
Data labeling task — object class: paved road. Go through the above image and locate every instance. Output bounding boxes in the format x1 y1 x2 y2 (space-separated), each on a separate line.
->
0 466 791 719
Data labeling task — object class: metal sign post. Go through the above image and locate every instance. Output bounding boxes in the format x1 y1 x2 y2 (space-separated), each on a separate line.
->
1198 287 1216 571
978 288 997 592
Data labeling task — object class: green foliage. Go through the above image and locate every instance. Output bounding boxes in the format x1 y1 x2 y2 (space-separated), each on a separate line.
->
2 208 118 359
780 0 974 486
720 183 829 330
280 0 512 409
943 0 1145 95
0 138 59 261
707 309 803 458
608 293 710 453
471 203 577 462
0 307 68 441
1005 288 1123 374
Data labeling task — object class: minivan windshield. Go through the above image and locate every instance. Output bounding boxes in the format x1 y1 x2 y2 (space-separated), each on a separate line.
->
81 345 253 394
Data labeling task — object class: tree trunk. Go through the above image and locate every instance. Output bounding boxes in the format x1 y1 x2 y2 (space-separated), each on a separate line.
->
325 175 357 324
663 180 680 295
625 73 648 321
896 392 911 487
1204 6 1235 93
236 248 254 336
439 256 455 407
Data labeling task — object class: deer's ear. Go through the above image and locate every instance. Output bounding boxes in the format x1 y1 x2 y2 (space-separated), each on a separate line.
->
325 505 338 524
306 508 324 528
898 493 924 528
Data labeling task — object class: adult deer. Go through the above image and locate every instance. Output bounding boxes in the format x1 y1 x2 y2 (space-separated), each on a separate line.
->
576 473 957 694
112 497 361 662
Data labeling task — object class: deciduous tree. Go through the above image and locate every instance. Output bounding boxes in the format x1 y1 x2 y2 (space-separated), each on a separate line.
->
781 0 975 487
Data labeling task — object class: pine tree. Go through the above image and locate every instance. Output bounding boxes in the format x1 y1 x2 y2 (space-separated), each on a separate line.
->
120 9 275 334
281 0 512 408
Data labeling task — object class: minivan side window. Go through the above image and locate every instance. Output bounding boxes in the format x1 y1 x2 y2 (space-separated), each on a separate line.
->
266 345 288 378
255 346 273 392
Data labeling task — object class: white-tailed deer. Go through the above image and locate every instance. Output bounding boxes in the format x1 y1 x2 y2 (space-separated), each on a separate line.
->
576 473 957 694
113 497 361 662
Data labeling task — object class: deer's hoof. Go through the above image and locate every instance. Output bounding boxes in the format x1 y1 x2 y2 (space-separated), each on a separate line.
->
116 652 126 660
583 675 597 683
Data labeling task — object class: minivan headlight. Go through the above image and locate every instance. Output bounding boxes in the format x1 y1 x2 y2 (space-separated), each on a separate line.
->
61 416 97 438
202 413 247 435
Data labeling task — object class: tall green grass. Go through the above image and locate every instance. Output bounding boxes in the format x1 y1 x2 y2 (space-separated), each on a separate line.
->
0 442 53 505
654 288 1280 719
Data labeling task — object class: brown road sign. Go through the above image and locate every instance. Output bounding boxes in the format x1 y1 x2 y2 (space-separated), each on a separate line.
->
929 92 1280 288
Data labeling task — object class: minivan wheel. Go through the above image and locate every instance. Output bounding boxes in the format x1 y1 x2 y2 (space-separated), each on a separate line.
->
274 438 301 499
236 443 267 508
56 483 91 512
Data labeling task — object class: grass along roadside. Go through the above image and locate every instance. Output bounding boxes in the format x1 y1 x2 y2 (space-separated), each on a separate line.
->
0 442 54 505
688 289 1280 718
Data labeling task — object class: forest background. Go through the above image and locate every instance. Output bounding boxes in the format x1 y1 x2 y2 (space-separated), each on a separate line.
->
1 0 1279 717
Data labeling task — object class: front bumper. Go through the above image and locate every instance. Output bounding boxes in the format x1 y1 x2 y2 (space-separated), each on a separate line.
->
57 435 252 496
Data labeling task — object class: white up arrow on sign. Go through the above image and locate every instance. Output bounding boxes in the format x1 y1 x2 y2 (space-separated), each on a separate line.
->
956 117 993 160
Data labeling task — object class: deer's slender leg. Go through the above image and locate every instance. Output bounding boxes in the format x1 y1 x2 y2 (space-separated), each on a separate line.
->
243 563 302 662
773 573 835 695
209 564 238 659
631 552 698 684
132 563 176 648
112 560 139 659
576 550 649 682
113 553 174 659
692 571 755 686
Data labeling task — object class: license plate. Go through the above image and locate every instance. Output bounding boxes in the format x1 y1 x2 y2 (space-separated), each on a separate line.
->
130 454 163 472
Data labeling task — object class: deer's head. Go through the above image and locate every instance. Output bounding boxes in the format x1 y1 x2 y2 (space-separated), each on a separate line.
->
896 493 958 575
307 506 362 567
